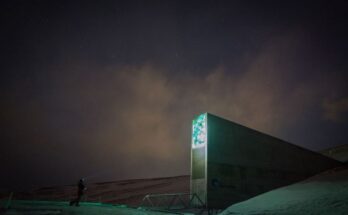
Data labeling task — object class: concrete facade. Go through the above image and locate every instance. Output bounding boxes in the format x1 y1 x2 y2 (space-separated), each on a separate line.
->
191 113 341 209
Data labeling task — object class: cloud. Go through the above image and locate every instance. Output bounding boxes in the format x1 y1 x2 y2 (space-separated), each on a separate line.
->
40 33 334 180
3 31 347 190
89 39 320 172
322 97 348 122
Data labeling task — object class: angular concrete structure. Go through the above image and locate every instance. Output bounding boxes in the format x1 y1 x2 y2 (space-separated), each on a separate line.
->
190 113 341 209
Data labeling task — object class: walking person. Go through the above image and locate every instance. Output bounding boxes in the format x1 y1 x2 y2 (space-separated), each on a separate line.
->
70 178 87 206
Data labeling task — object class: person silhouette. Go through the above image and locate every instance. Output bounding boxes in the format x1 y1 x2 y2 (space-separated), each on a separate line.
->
69 178 86 206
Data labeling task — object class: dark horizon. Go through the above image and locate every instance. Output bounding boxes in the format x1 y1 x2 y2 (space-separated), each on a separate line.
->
1 0 348 192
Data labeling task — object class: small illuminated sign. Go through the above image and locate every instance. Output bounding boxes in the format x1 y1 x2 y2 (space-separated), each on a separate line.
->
192 113 207 149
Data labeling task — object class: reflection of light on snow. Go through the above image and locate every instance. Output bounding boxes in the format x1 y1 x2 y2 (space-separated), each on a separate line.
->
192 113 207 149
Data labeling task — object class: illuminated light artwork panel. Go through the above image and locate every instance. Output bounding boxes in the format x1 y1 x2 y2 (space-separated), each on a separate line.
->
191 113 208 205
192 113 207 149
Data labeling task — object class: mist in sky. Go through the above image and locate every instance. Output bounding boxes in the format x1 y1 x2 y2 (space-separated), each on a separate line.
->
1 0 348 191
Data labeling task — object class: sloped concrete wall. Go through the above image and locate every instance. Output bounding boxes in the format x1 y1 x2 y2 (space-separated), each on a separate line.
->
205 113 341 209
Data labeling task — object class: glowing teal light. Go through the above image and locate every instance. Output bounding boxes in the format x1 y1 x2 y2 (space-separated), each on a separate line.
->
192 113 207 148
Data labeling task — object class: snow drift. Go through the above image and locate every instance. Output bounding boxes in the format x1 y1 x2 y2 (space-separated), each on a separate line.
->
220 164 348 215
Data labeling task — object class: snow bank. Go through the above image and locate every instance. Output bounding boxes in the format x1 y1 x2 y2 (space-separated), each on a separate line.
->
220 165 348 215
321 144 348 163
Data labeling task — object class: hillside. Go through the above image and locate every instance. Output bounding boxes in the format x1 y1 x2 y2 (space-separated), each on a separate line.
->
4 176 190 207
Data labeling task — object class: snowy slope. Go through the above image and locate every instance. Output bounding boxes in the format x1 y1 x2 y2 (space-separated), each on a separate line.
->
220 164 348 215
320 144 348 163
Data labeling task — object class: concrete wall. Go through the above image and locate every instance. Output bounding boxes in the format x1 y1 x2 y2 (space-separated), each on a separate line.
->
191 146 207 205
191 113 342 209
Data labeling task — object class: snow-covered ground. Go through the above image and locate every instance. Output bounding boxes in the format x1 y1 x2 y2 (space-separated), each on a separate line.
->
320 144 348 163
220 164 348 215
0 200 179 215
0 176 192 214
3 175 189 206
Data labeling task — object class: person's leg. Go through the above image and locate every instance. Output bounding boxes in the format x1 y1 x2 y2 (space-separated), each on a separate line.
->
70 198 76 206
75 195 82 206
72 190 80 206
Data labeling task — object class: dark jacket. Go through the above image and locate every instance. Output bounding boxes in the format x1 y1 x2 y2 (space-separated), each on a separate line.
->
78 180 86 195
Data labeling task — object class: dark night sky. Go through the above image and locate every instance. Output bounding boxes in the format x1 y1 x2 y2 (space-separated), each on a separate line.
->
1 0 348 191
